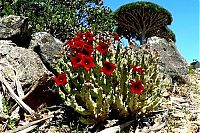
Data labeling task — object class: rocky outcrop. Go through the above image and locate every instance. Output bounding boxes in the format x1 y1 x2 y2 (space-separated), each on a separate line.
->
147 37 189 83
0 15 63 91
29 32 63 71
0 15 32 48
0 40 48 89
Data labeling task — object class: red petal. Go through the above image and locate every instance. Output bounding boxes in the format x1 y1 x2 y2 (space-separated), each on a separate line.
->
54 73 68 86
71 53 83 69
101 62 116 75
130 80 144 95
80 56 95 71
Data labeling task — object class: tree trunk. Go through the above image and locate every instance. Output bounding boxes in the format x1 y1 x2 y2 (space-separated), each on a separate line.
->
140 34 146 45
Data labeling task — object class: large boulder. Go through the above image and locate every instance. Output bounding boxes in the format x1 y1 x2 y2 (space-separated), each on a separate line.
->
0 15 32 48
29 32 63 74
0 15 63 111
0 40 48 90
146 37 189 83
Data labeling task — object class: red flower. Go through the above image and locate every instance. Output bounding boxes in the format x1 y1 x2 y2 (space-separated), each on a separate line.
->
81 44 93 56
130 80 144 94
54 73 68 86
131 65 145 74
137 67 145 74
71 53 84 69
77 32 84 39
71 39 85 49
85 31 95 42
131 65 137 70
80 56 95 71
96 41 109 54
113 33 120 41
65 37 74 46
101 61 116 75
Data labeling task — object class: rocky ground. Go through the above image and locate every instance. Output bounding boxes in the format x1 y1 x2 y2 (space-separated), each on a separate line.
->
0 72 199 133
135 73 200 133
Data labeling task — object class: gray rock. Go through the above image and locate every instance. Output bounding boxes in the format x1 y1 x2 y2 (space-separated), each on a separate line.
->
0 40 48 89
29 32 63 69
0 15 32 48
146 37 189 83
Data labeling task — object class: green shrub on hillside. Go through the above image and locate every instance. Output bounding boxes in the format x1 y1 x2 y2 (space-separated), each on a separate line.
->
0 0 115 41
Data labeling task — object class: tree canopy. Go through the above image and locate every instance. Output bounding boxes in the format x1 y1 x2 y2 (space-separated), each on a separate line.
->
0 0 115 41
114 1 175 44
149 26 176 42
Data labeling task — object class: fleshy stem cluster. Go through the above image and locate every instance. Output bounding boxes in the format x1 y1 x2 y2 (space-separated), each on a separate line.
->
53 30 163 124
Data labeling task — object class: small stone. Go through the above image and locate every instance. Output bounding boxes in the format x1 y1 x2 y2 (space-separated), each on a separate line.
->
163 92 170 98
172 112 185 118
171 97 186 103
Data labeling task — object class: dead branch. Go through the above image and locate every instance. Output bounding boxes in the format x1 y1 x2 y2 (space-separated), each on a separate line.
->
9 73 49 114
4 115 54 133
0 71 35 115
9 80 40 114
98 120 134 133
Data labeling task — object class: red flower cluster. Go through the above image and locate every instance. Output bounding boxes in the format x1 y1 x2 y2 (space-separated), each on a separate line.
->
65 31 117 74
131 65 145 74
56 31 119 89
71 39 85 49
130 80 144 94
77 31 95 42
54 73 68 86
71 53 95 71
65 31 96 71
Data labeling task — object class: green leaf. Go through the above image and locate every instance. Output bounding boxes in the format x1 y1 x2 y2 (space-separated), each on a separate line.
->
35 24 41 31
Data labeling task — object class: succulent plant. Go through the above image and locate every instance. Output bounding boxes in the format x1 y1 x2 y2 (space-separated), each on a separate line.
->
53 30 164 124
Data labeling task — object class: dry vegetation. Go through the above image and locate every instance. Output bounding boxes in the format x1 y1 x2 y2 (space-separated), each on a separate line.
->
0 65 199 132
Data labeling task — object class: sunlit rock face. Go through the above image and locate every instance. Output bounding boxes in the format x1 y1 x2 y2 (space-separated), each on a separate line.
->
0 15 63 89
29 32 63 71
146 37 189 83
0 40 48 89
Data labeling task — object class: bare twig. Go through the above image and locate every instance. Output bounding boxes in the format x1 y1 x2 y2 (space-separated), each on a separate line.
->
0 93 3 113
0 60 24 97
150 122 166 132
4 115 54 133
9 73 49 114
9 80 40 114
98 126 120 133
14 71 24 98
0 71 35 115
17 125 38 133
98 120 134 133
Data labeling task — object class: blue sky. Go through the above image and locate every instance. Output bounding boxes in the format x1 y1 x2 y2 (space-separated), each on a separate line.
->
103 0 199 63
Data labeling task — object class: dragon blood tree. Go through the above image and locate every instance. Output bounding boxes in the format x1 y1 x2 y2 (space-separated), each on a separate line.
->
52 30 164 125
114 1 175 44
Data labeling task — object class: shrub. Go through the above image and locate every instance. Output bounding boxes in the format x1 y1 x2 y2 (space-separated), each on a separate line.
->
0 0 115 41
52 30 163 125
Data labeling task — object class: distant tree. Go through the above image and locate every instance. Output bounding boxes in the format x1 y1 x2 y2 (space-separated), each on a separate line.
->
114 1 175 45
190 60 200 69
